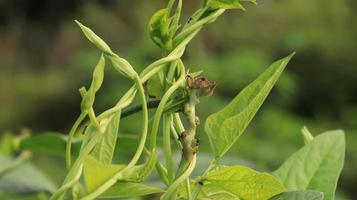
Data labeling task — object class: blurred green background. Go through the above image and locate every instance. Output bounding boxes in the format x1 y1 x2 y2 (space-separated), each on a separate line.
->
0 0 356 199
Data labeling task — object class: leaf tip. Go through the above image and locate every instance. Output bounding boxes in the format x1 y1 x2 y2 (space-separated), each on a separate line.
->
74 20 82 27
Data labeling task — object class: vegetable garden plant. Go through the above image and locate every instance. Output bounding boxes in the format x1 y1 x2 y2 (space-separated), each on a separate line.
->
0 0 346 200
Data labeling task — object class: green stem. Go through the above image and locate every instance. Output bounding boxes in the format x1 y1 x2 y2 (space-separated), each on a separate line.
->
191 159 218 199
149 63 186 149
174 9 225 46
160 155 197 200
79 75 149 200
185 178 192 200
66 112 87 169
163 114 174 183
121 100 160 118
126 75 149 168
50 132 103 200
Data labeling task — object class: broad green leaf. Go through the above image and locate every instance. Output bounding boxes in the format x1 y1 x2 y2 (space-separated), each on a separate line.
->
81 54 105 111
91 111 121 164
207 0 257 10
19 132 81 158
75 20 113 54
207 0 245 10
199 165 285 200
83 155 125 192
100 182 164 198
274 130 345 200
0 155 57 194
148 8 172 50
269 190 324 200
205 53 295 158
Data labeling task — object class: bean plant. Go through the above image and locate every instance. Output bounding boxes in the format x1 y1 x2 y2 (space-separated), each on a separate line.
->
0 0 346 200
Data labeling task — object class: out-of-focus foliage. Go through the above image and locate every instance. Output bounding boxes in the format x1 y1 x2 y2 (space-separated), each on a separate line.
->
0 0 356 199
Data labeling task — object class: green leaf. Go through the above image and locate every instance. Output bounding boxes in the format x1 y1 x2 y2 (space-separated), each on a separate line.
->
207 0 245 10
91 111 121 165
205 53 295 158
83 155 125 192
75 21 137 79
75 20 113 55
274 130 345 200
100 182 164 198
107 54 137 79
199 165 285 200
0 155 57 194
148 8 172 50
81 54 105 111
269 190 324 200
19 132 81 158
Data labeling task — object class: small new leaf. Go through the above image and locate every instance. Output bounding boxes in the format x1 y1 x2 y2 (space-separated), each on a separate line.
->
81 54 105 111
274 130 345 200
107 54 137 79
75 20 113 55
205 53 295 158
148 8 172 50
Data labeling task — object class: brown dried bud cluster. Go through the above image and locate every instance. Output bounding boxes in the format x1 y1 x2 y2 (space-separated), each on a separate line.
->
186 75 216 96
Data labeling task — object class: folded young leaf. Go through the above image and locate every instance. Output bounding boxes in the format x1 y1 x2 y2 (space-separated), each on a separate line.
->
81 54 105 111
205 53 295 158
75 21 137 79
75 20 113 55
91 110 121 165
269 190 324 200
199 165 285 200
148 8 172 50
83 155 125 192
100 182 164 198
273 130 345 200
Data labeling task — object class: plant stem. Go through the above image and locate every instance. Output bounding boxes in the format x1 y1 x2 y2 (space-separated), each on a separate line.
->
167 88 200 200
66 112 87 169
79 75 149 200
160 156 197 200
191 158 218 199
149 63 186 150
121 100 160 118
163 114 175 183
126 75 149 168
